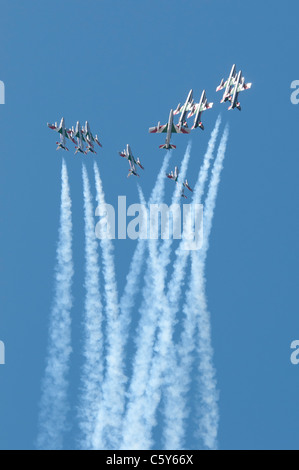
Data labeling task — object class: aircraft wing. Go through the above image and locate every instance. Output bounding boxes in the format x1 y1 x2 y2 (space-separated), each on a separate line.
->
184 180 193 192
174 124 190 134
136 158 144 170
188 101 213 118
173 104 182 115
94 136 102 147
181 189 188 199
174 102 193 115
74 130 86 141
57 127 74 141
66 130 76 143
149 122 189 134
150 113 190 135
149 123 168 134
237 81 252 93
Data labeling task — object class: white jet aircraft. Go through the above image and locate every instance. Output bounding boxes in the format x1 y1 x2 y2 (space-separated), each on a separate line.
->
119 144 144 178
47 117 75 151
127 160 140 178
188 91 213 130
227 70 252 111
83 121 102 154
72 121 87 155
149 109 190 150
217 65 251 108
216 64 238 103
166 166 193 198
174 89 194 128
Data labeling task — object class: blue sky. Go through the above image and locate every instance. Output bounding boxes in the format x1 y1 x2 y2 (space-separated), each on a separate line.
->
0 0 299 450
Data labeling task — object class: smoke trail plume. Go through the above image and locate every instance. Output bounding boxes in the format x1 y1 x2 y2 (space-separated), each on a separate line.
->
162 116 222 449
127 143 193 448
165 126 229 450
166 116 222 315
119 186 147 344
37 159 74 450
79 165 104 450
121 153 171 450
193 124 229 450
92 163 125 450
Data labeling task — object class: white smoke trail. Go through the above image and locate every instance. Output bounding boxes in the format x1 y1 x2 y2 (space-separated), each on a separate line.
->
162 117 222 449
125 143 193 448
92 163 125 450
193 125 229 450
159 142 192 261
79 165 104 450
120 153 171 450
37 159 74 450
166 116 222 316
166 126 229 450
119 186 147 344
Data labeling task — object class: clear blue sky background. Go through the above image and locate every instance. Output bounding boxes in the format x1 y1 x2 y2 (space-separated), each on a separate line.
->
0 0 299 450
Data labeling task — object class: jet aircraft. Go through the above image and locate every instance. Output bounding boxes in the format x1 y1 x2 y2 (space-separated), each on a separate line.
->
47 117 75 151
119 144 144 178
174 89 194 128
83 121 102 154
72 121 87 154
217 65 252 109
188 90 213 130
149 109 190 150
227 70 252 111
166 166 193 197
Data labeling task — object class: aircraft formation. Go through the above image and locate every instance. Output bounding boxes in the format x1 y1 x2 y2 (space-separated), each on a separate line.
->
48 65 251 197
149 64 251 150
47 118 102 154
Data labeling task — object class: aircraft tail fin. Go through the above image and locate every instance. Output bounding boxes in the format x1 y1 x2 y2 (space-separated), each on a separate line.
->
191 123 204 130
127 170 139 178
159 144 176 150
86 146 96 155
174 103 181 115
228 103 241 111
216 79 224 92
56 144 69 152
